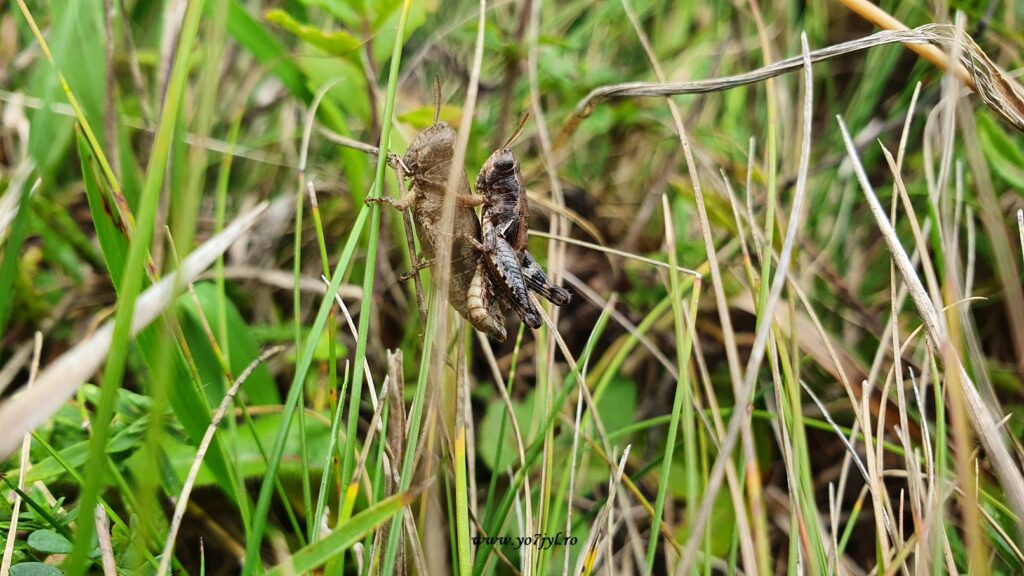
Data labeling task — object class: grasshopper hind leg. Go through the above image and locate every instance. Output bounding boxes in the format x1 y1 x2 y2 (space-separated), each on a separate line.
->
489 237 542 329
474 227 543 330
520 251 572 306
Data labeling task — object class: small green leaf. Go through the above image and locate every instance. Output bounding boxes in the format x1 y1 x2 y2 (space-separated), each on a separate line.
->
478 390 538 471
27 529 73 554
107 416 150 454
265 9 362 58
10 563 64 576
297 0 360 25
596 377 636 435
312 328 350 362
396 104 463 131
977 112 1024 190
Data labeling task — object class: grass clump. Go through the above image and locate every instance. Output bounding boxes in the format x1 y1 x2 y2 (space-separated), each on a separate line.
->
2 0 1024 574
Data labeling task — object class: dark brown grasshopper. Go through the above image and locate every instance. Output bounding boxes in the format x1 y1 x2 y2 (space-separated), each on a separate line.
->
469 117 572 329
369 83 507 341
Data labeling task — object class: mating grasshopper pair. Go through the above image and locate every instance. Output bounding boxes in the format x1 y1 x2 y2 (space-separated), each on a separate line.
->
371 87 570 342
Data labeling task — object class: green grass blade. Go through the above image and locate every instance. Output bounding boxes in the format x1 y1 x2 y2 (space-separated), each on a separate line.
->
337 3 413 573
243 205 369 571
265 490 413 576
0 168 37 335
65 0 207 570
645 277 701 575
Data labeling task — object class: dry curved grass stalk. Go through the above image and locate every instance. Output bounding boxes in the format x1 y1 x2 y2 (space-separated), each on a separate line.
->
558 24 1024 148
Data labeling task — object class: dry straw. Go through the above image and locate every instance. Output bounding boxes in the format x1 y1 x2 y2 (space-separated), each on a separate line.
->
557 24 1024 147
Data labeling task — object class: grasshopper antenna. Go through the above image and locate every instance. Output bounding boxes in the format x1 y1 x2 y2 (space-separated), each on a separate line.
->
502 112 530 149
432 74 442 124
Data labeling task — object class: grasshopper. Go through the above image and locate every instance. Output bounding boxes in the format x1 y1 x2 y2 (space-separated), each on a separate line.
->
469 115 572 329
369 81 507 341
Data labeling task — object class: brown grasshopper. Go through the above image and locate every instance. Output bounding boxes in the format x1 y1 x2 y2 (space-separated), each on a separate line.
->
369 81 507 341
469 116 572 329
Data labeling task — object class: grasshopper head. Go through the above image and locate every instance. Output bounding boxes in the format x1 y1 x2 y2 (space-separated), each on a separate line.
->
403 122 456 176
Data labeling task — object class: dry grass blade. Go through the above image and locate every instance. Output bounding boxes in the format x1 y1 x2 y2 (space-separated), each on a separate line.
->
525 192 605 246
430 0 487 370
837 0 974 88
559 24 1024 147
383 350 407 574
392 165 427 327
564 353 589 576
532 298 612 452
475 332 531 480
531 230 700 278
0 160 36 243
562 274 678 379
801 380 870 484
0 202 269 460
837 117 1024 531
474 332 534 573
955 80 1024 380
1018 209 1024 269
573 444 631 576
0 89 294 169
0 333 41 576
317 126 388 159
202 266 362 298
94 506 116 576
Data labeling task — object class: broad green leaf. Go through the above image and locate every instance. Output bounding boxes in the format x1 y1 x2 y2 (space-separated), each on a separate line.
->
26 530 73 555
23 441 90 484
107 416 151 454
478 389 539 472
26 0 104 177
115 106 143 209
176 282 280 405
977 112 1024 191
10 563 64 576
595 377 636 436
78 134 128 287
124 412 334 487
